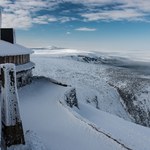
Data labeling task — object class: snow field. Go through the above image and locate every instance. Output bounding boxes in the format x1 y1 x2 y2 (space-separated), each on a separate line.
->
18 78 127 150
1 49 150 150
32 55 130 120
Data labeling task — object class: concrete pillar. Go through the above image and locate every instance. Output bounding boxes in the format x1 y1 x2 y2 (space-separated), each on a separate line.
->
1 63 25 150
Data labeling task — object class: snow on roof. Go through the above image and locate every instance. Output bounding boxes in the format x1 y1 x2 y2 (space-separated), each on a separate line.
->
0 62 35 75
0 40 33 56
16 62 35 72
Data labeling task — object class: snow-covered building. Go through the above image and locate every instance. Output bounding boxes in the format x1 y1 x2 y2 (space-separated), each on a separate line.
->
0 28 35 87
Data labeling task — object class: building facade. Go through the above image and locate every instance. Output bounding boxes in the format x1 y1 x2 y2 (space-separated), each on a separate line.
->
0 29 35 87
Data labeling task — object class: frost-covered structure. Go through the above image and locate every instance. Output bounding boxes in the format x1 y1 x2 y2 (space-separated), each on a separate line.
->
1 64 25 149
0 29 34 87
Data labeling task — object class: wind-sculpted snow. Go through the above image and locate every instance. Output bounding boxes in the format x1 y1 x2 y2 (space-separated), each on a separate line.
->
32 55 130 120
4 77 148 150
70 54 150 127
0 48 150 149
15 47 149 149
68 54 150 127
60 91 150 150
32 48 150 127
17 78 131 150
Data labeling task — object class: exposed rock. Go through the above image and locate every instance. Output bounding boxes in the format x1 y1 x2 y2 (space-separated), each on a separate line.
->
107 67 150 127
86 96 99 109
64 88 79 108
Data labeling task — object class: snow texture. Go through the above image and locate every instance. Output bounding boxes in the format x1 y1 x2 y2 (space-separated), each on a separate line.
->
0 40 33 56
1 48 150 150
17 77 150 150
32 48 150 127
32 51 130 120
18 78 128 150
1 63 21 126
16 62 35 72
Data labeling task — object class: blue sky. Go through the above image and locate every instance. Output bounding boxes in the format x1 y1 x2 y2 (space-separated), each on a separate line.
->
1 0 150 52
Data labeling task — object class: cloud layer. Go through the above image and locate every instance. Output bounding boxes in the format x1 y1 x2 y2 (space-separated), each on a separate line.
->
0 0 57 29
75 27 96 31
1 0 150 29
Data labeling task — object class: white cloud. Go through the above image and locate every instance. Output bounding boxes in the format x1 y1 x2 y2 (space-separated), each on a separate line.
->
75 27 97 31
64 0 150 10
60 17 71 23
82 9 145 21
64 0 116 4
66 31 71 34
120 0 150 12
33 15 57 24
66 0 150 22
1 0 150 29
0 0 11 5
48 17 58 22
0 0 58 29
59 17 78 23
2 13 32 29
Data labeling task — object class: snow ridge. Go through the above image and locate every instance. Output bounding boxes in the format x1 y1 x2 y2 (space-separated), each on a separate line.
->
59 101 132 150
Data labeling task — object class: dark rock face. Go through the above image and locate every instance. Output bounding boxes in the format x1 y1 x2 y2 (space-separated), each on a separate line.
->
117 87 150 126
86 96 99 110
64 88 79 108
67 54 150 127
69 55 126 66
107 67 150 127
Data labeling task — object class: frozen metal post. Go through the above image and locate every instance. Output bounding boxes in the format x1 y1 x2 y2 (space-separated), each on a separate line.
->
1 63 25 150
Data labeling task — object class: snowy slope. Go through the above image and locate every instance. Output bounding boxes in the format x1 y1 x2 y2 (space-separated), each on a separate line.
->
12 77 150 150
31 48 150 127
32 53 130 120
28 48 150 149
17 77 150 150
66 100 150 150
1 47 150 150
18 78 129 150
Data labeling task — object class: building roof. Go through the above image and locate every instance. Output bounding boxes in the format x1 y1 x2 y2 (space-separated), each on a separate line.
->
0 40 33 56
16 62 35 72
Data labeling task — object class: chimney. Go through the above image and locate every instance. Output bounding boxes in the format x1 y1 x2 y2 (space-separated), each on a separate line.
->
0 9 16 44
0 28 16 44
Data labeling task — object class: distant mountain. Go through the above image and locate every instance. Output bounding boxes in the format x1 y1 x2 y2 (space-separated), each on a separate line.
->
32 46 65 50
